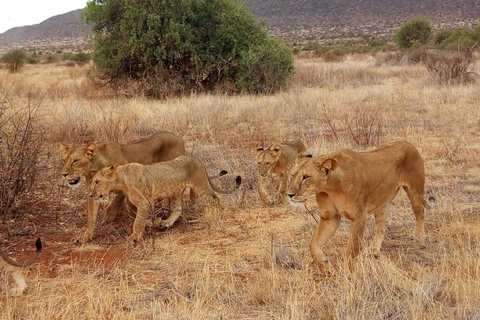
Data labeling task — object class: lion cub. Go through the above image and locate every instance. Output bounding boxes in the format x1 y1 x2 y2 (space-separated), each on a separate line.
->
89 156 242 242
1 238 42 296
256 139 306 205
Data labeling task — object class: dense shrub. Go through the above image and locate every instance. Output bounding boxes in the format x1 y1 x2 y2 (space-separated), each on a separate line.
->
0 49 27 73
83 0 293 97
395 16 432 50
434 27 479 50
63 52 91 66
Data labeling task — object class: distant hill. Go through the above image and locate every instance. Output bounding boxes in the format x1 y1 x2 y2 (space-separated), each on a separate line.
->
0 10 90 53
0 1 479 52
241 0 480 41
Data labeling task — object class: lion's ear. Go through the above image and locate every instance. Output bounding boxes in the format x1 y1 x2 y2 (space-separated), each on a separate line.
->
256 146 265 154
296 151 313 163
268 144 282 160
58 143 70 157
84 142 98 159
105 164 119 177
319 158 338 175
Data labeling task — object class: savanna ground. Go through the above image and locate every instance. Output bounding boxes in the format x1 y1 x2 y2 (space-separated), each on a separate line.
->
1 53 480 319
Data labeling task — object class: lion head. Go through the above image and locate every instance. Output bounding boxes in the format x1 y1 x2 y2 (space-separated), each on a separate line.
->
89 164 119 200
256 144 284 176
59 142 99 186
286 156 338 207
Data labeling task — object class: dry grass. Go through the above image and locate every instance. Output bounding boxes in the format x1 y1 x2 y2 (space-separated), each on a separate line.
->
0 56 479 319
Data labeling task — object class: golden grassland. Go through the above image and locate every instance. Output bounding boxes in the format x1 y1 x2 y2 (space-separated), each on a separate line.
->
0 54 480 319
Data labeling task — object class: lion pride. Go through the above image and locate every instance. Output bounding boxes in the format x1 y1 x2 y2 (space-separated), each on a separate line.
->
287 141 431 272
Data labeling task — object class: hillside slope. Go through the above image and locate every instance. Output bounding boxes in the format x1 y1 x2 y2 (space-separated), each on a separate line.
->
0 0 479 51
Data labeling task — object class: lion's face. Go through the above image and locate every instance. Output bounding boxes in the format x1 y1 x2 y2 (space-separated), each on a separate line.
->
89 164 118 200
287 157 337 207
59 142 98 186
256 145 282 176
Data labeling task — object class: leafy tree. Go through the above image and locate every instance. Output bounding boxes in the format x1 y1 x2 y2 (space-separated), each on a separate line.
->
83 0 293 97
0 49 27 73
394 16 432 50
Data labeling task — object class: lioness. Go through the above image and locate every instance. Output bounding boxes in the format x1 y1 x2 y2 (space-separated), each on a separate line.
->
256 139 306 205
1 238 42 296
59 131 186 243
287 141 431 272
89 156 242 243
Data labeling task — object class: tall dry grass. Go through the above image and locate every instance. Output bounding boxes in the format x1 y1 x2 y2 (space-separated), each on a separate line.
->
0 56 479 319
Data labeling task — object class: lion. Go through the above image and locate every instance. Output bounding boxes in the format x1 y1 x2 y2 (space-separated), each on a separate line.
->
89 155 242 243
256 139 307 205
1 238 42 296
286 141 431 272
59 131 186 243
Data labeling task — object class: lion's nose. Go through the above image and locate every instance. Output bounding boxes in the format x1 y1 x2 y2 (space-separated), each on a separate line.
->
287 193 295 199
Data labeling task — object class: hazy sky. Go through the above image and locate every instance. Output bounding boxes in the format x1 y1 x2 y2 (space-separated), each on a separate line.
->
0 0 88 33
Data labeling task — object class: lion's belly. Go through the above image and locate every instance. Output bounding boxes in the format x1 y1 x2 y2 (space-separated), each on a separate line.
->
150 182 186 199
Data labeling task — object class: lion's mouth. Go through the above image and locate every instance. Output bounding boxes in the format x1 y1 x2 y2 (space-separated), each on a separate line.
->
68 177 81 185
287 195 306 207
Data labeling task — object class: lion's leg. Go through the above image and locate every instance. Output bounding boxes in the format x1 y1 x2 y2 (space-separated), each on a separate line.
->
403 185 426 244
277 173 288 204
128 201 149 243
346 210 366 259
311 214 342 273
160 194 183 228
258 177 270 205
104 193 126 223
371 203 388 257
79 195 100 243
10 268 27 296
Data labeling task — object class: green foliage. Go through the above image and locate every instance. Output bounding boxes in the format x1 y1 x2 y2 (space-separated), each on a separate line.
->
83 0 293 97
434 26 479 50
394 16 432 50
369 38 388 48
63 52 91 65
26 55 40 64
0 49 27 73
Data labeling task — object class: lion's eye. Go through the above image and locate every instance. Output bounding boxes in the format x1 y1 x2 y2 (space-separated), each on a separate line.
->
72 159 79 164
266 162 270 166
94 180 99 185
62 159 66 163
303 175 310 180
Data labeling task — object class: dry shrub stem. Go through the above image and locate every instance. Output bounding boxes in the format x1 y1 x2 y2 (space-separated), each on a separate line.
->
426 49 476 84
0 85 45 216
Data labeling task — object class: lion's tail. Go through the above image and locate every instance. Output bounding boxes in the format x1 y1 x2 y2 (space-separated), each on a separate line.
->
423 196 436 209
211 175 242 194
0 238 42 267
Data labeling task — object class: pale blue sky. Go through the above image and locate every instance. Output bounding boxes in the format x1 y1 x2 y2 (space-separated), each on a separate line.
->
0 0 87 33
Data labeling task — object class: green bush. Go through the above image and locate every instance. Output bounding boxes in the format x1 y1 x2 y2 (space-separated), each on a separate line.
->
26 55 40 64
434 29 453 48
395 16 432 50
83 0 293 97
434 27 477 50
0 49 27 73
63 52 91 65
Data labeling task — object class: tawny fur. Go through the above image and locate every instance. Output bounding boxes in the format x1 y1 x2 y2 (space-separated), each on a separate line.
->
89 156 241 243
256 139 306 205
0 238 42 296
287 141 430 272
58 131 185 243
